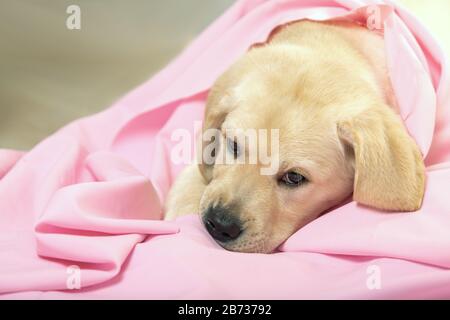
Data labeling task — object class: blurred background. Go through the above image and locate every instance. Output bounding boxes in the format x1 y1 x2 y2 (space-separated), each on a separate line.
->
1 0 449 150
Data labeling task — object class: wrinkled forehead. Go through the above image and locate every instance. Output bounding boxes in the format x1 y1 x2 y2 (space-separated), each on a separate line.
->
222 83 331 133
221 92 341 176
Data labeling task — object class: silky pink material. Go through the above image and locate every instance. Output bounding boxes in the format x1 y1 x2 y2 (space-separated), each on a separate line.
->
1 0 449 299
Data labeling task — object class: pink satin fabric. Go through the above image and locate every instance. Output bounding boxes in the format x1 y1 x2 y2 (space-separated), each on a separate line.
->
1 0 449 299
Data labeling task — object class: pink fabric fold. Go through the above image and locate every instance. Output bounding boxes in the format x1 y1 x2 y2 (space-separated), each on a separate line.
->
1 0 449 299
0 150 24 180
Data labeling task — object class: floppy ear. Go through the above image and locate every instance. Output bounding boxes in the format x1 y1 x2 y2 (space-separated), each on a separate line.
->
198 83 235 183
337 106 426 212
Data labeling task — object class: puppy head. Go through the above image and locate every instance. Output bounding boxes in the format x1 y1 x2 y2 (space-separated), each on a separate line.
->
198 45 425 253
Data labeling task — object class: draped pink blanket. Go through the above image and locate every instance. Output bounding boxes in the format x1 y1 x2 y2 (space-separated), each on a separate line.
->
1 0 449 299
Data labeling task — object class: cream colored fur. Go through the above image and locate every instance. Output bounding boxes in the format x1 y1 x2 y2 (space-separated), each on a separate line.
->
165 20 426 253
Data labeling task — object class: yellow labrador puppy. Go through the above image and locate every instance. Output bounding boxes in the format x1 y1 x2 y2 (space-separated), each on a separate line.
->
165 20 425 253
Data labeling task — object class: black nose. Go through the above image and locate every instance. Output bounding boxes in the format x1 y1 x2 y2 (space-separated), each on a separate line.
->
203 205 243 242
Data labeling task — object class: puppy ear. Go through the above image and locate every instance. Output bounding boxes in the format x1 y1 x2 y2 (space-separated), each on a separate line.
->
337 106 426 212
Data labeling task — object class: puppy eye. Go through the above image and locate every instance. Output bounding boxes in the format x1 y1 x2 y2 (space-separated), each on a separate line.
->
227 138 240 158
279 171 308 187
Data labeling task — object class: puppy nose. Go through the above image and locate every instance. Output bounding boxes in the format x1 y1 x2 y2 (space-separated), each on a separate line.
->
203 206 243 242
